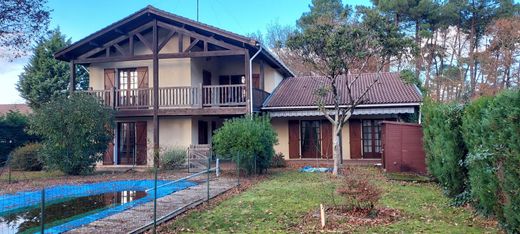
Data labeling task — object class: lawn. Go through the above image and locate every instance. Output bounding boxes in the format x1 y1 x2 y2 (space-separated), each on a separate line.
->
163 169 500 233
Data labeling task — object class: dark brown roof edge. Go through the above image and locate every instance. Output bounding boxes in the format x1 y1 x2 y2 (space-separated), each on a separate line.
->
54 5 294 77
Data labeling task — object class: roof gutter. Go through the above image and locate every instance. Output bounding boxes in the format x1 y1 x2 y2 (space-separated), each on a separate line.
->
249 45 263 115
262 102 423 110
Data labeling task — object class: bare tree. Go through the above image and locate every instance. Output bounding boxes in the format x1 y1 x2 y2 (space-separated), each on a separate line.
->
287 2 414 175
0 0 51 60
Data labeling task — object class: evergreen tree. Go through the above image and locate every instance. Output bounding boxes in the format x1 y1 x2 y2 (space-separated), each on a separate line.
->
16 28 88 109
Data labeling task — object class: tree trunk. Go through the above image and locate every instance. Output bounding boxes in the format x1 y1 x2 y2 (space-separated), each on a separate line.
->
332 124 341 175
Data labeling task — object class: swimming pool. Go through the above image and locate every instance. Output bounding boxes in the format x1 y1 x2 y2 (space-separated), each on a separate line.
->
0 180 196 234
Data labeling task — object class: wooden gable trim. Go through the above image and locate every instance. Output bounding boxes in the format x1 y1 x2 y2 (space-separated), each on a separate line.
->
157 21 244 51
158 30 177 52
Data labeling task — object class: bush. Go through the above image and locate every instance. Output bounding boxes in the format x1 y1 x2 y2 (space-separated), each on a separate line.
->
270 153 287 168
160 147 186 170
29 93 114 175
0 111 38 166
213 115 278 175
337 175 381 211
8 143 43 171
422 99 467 197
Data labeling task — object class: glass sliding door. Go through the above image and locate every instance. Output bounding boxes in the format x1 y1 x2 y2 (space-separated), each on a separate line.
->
118 122 136 165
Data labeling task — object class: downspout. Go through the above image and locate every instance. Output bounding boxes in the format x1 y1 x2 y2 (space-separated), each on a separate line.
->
249 45 263 115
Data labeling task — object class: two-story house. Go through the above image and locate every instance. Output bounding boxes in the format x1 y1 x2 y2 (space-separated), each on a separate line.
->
54 6 293 167
55 6 422 168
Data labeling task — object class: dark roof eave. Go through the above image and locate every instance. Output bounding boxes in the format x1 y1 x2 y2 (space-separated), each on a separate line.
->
54 5 259 61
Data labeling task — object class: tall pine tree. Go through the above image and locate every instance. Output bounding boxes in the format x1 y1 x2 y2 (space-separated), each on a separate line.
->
17 28 88 108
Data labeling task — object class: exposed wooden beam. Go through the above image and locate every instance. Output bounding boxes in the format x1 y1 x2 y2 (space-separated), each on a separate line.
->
113 43 127 56
178 34 183 52
158 30 176 52
152 19 159 166
115 28 125 35
89 41 100 47
157 21 243 51
244 51 251 114
136 32 153 51
129 35 134 55
75 49 246 64
184 39 200 53
69 60 76 93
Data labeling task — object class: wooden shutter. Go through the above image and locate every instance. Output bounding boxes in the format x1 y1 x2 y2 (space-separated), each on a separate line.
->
137 67 149 107
136 121 147 165
103 133 114 165
104 69 115 90
288 120 300 159
252 74 260 89
137 67 149 88
321 121 333 159
349 119 362 159
104 69 116 107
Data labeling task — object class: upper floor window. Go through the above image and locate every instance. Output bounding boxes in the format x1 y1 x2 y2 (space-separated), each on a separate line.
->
119 69 138 90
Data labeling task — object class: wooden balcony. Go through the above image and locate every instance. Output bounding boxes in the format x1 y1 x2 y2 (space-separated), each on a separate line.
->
82 84 254 116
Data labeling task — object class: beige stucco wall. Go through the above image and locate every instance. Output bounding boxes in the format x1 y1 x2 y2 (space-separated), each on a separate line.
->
341 123 351 160
272 119 351 160
264 65 284 93
272 118 289 158
146 117 193 165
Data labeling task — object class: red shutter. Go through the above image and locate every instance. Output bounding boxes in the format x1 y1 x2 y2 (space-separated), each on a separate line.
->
136 67 149 107
288 120 300 159
137 67 149 88
104 69 115 90
321 121 333 159
136 122 147 165
103 138 114 165
252 74 260 89
104 69 116 107
349 119 362 159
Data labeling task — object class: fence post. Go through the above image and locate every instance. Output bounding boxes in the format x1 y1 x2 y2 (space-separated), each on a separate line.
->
237 152 240 186
153 165 158 234
8 166 11 184
187 147 190 173
216 158 220 177
207 151 211 202
41 187 45 234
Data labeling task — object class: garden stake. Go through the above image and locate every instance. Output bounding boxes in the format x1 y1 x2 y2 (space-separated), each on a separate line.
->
237 152 240 186
41 187 45 234
320 204 326 228
207 151 211 202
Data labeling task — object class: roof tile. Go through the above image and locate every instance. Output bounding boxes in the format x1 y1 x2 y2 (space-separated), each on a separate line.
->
264 72 422 108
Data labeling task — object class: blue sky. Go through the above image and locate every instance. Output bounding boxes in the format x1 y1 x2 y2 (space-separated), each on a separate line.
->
0 0 371 104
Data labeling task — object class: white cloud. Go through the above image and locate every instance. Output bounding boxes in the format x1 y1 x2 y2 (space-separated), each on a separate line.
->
0 57 29 104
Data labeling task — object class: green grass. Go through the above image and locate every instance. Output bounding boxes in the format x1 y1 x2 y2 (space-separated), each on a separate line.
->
358 177 498 233
166 171 346 233
165 170 500 233
0 170 64 182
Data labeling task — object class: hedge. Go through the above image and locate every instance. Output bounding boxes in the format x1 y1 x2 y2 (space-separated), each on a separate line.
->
424 90 520 233
422 99 467 197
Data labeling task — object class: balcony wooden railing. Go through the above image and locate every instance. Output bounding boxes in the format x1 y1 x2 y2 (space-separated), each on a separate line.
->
82 84 247 110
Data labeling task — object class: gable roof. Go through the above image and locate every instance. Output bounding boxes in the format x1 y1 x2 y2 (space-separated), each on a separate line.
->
54 5 293 77
0 104 31 116
263 72 422 109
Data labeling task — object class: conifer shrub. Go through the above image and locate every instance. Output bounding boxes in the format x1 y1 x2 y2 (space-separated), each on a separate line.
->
422 99 467 197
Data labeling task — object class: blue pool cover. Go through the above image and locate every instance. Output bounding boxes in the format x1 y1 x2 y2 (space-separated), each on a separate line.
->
0 179 196 234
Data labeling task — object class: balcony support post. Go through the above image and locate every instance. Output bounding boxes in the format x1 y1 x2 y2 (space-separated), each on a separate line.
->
244 51 251 114
69 60 76 94
198 83 203 109
152 19 160 167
